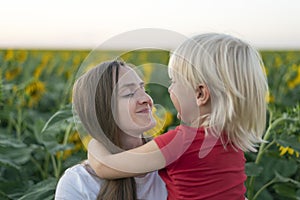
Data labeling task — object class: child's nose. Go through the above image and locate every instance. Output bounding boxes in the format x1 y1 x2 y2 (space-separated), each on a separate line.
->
168 85 173 93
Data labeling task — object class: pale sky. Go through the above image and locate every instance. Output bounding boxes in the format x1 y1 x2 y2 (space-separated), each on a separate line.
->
1 0 300 50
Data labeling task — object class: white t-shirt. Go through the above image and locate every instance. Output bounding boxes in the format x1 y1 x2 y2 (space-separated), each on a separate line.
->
55 161 167 200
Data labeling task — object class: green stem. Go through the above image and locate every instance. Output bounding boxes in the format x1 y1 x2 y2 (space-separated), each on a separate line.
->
30 156 46 179
252 178 276 200
268 110 273 127
57 124 73 178
63 124 73 145
260 140 275 155
44 154 49 179
51 155 59 179
60 71 76 107
10 106 23 141
16 107 22 141
255 117 288 164
247 116 293 199
9 114 16 136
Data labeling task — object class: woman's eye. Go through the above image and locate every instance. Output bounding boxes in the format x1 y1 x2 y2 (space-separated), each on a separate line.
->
123 92 135 97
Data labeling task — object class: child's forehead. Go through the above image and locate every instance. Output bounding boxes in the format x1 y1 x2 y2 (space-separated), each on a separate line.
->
168 65 182 78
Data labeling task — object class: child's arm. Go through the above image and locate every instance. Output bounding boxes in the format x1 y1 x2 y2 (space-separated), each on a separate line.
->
88 139 166 179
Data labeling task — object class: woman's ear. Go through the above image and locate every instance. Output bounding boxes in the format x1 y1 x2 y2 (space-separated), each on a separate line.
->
196 84 210 106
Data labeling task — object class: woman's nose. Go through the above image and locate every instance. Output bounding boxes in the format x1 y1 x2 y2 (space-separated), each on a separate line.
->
137 90 153 106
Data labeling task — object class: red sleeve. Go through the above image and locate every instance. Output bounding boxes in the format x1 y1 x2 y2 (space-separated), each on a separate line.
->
154 127 177 149
154 125 197 166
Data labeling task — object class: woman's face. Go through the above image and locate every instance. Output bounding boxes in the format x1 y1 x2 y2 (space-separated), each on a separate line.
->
113 65 156 136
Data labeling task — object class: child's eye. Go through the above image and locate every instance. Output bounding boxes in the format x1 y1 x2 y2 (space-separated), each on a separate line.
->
168 80 175 84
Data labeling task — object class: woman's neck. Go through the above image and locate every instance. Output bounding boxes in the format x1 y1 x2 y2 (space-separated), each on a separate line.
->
119 132 144 150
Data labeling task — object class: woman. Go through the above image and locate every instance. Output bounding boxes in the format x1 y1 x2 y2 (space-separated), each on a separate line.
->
55 60 167 200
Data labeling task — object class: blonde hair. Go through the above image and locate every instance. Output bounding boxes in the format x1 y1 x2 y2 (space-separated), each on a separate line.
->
169 33 268 152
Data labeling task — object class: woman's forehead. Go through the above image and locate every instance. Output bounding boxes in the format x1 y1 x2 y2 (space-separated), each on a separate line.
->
118 65 142 84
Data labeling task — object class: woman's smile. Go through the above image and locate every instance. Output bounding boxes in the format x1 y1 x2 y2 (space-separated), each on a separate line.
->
136 106 152 114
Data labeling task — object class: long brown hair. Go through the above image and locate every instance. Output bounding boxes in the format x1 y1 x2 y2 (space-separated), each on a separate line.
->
73 60 137 200
95 61 137 200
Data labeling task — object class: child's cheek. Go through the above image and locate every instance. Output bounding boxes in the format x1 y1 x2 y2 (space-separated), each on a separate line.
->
170 92 180 112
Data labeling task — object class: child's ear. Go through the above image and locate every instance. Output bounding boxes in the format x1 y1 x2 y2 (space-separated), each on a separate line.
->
196 84 210 106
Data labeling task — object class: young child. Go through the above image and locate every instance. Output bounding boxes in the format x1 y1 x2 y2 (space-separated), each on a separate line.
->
88 33 268 199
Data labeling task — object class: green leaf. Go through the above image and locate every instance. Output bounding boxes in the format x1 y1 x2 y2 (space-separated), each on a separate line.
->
275 171 300 187
260 156 298 182
41 105 73 133
0 134 26 148
0 70 3 106
18 178 57 200
0 190 12 200
0 145 34 165
245 162 263 176
42 140 74 155
0 158 20 170
273 183 298 199
0 177 27 199
277 134 300 152
297 189 300 199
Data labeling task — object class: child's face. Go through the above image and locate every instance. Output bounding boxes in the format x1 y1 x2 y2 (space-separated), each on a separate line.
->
113 66 156 136
168 73 200 126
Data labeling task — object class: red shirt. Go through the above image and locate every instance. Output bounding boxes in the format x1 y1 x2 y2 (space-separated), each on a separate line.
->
154 125 246 200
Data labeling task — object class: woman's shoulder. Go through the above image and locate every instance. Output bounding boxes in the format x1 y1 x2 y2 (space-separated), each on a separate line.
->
55 161 102 199
135 171 168 200
61 162 96 178
61 161 102 184
63 162 87 174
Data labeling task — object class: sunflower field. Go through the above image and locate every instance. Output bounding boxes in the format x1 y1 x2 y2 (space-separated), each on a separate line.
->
0 49 299 200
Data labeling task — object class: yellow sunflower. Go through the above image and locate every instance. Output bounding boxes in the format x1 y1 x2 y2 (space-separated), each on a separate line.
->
279 145 299 158
287 64 300 89
25 80 46 107
4 49 14 61
5 67 22 81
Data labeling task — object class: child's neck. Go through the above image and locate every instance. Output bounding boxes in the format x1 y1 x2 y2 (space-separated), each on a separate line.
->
181 115 209 128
